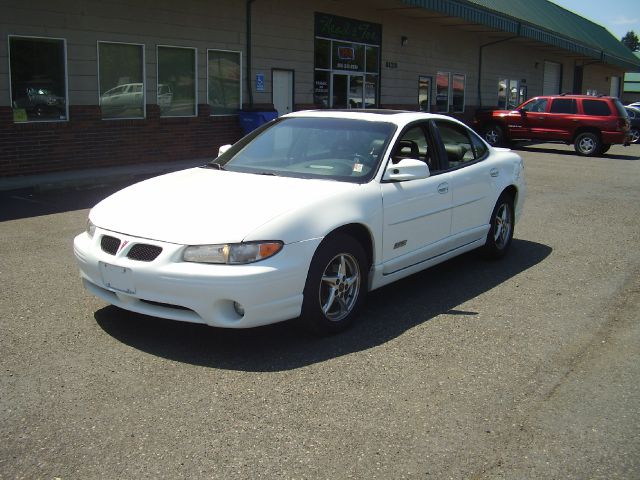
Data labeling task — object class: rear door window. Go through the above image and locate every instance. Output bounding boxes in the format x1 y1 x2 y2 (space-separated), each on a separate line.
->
434 120 487 169
550 98 577 114
582 99 611 116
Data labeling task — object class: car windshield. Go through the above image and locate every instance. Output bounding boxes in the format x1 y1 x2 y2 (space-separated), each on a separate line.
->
213 117 396 183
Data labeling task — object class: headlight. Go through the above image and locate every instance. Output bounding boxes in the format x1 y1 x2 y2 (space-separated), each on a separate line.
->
183 241 283 264
86 219 96 239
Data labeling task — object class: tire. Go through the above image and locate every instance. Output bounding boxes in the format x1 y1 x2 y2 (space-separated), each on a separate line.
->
574 132 601 157
482 124 505 147
483 193 515 259
33 104 47 117
630 127 640 144
600 144 611 154
301 233 368 335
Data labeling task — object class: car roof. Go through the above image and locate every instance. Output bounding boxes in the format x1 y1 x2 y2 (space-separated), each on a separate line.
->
284 109 461 128
531 94 618 100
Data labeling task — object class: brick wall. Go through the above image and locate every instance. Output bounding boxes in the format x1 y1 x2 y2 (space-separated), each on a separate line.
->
0 105 243 177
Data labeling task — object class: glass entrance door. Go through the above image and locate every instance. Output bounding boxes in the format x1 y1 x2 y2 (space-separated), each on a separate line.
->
331 73 366 109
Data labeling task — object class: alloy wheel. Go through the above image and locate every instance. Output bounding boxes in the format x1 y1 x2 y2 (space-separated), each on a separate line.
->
493 202 512 250
319 253 361 322
577 136 596 155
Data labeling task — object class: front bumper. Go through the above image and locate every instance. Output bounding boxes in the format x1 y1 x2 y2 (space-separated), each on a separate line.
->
73 228 320 328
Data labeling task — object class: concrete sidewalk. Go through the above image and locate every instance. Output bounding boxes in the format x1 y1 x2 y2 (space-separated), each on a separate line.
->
0 158 210 192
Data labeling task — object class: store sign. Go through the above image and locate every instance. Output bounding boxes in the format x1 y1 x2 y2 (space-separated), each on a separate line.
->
315 12 382 45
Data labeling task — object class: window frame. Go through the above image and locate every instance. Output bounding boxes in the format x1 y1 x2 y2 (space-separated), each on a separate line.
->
97 40 146 120
207 48 243 117
8 34 69 123
156 45 198 118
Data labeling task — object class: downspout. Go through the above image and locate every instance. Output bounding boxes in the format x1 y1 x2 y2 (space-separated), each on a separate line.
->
477 35 518 108
246 0 256 109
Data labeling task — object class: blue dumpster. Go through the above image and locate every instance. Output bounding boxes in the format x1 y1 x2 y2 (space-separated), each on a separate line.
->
238 109 279 135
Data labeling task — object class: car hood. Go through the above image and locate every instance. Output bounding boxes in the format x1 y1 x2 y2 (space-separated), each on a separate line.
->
90 167 357 245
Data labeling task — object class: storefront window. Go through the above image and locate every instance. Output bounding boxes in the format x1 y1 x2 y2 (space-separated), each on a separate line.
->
436 72 450 113
208 50 241 115
498 78 525 109
452 74 465 112
314 13 381 110
366 46 379 73
419 76 431 112
315 39 331 70
314 71 330 108
9 36 67 122
498 79 507 108
98 42 145 119
157 46 196 117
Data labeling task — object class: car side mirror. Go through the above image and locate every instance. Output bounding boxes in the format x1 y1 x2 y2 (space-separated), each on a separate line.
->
383 158 430 182
218 144 232 156
519 109 527 116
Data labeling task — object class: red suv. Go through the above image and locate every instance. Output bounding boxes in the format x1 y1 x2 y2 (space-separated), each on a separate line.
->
473 95 630 156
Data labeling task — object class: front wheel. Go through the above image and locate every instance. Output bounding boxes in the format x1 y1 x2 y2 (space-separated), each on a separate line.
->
483 194 515 259
629 127 640 144
482 124 505 147
574 132 601 156
301 234 368 335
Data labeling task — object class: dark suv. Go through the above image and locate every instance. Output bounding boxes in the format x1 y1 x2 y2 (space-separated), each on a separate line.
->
473 94 630 156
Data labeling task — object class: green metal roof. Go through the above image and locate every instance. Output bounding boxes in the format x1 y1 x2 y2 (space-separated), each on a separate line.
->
400 0 640 71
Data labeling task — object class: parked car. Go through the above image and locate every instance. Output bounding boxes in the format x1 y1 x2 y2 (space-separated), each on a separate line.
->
474 94 630 156
626 102 640 109
624 106 640 143
12 85 66 119
74 110 526 334
100 82 144 116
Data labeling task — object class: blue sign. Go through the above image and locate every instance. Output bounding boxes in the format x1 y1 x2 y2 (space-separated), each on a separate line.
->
256 73 265 92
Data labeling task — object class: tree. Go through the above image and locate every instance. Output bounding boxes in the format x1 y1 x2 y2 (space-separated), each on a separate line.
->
621 31 640 52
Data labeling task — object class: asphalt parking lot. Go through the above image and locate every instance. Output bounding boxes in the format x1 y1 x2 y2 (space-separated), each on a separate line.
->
1 142 639 479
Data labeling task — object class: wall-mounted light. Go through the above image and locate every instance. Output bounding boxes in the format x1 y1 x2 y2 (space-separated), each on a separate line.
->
401 36 408 47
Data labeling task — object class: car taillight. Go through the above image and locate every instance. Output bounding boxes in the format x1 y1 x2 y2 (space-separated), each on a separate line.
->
618 118 629 131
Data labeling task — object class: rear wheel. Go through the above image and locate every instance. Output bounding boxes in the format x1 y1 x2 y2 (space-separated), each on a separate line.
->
630 127 640 144
574 132 601 156
301 234 368 335
483 193 514 259
482 124 505 147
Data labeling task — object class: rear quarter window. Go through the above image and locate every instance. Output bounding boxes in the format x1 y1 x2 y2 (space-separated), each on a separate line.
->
582 99 611 116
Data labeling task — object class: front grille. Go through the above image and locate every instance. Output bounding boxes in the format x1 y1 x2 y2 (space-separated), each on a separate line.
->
127 244 162 262
101 235 120 255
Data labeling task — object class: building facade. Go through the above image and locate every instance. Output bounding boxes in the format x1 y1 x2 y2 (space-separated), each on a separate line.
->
1 0 638 177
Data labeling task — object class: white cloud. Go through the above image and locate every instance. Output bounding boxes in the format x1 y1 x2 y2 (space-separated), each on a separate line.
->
611 16 640 26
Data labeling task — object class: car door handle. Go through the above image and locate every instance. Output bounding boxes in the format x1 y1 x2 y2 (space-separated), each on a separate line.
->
490 168 499 177
437 182 449 194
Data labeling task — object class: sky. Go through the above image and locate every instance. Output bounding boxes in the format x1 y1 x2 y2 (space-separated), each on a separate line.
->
550 0 640 41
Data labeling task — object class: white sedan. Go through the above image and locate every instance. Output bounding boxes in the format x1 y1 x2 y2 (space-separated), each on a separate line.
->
74 110 525 334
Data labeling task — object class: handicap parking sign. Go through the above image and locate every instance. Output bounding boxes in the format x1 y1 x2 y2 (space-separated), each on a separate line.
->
256 73 265 92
